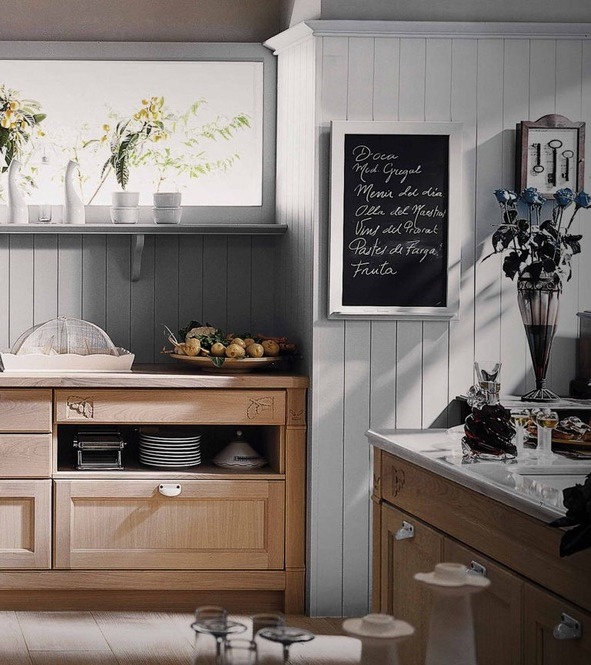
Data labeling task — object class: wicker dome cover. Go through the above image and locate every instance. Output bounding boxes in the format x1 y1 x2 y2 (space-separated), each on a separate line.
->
11 317 119 356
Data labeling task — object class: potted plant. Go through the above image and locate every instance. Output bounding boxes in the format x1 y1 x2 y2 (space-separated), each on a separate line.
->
486 187 591 400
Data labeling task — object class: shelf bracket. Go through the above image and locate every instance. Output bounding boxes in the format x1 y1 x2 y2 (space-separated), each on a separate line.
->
131 234 145 282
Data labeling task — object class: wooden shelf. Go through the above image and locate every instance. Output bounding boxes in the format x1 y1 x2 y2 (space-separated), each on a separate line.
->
0 223 288 281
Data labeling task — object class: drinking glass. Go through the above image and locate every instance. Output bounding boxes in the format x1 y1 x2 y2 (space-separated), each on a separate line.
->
223 639 258 664
251 612 285 638
474 361 502 404
258 626 315 664
510 408 531 458
191 618 247 663
535 409 559 461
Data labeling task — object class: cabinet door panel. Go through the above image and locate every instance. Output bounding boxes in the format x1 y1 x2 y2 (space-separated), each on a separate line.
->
0 480 51 568
54 389 286 425
524 583 591 665
54 479 285 570
0 390 52 432
444 538 523 665
380 503 442 665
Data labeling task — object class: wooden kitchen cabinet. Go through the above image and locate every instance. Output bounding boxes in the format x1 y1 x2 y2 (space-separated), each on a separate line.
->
373 447 591 665
379 504 442 665
54 479 285 570
524 584 591 665
0 373 308 612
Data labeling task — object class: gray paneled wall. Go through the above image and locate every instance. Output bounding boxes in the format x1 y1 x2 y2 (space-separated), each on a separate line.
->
269 23 591 616
0 233 280 360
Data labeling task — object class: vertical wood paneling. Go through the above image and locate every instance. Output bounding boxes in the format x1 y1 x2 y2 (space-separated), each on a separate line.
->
154 236 179 354
130 236 155 363
57 236 82 319
580 42 591 316
501 40 530 397
309 34 348 616
226 237 252 333
474 40 504 365
201 237 228 329
251 236 278 335
423 39 452 427
105 236 131 351
449 39 478 416
373 38 400 121
342 35 374 617
396 38 426 428
82 235 107 330
33 235 58 324
9 236 33 345
551 40 584 395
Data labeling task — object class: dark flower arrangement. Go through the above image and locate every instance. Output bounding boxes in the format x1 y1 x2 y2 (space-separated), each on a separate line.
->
486 187 591 288
550 472 591 557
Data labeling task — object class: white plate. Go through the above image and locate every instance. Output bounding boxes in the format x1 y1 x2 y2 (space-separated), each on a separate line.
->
139 442 201 450
140 452 201 460
140 459 202 467
140 435 201 442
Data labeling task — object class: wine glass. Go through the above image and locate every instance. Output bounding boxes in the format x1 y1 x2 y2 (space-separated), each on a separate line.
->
510 408 531 458
191 606 246 663
258 626 315 663
251 612 285 638
535 409 559 461
223 638 258 664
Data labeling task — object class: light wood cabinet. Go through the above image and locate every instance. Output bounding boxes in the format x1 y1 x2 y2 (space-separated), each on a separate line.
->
0 374 307 612
54 479 285 570
0 480 51 569
373 448 591 665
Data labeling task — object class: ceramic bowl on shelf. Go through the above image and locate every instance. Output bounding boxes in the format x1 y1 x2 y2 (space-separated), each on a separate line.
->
110 207 139 224
112 191 139 207
153 192 182 207
153 207 182 225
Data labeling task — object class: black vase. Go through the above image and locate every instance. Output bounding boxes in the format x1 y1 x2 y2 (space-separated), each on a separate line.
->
517 277 560 401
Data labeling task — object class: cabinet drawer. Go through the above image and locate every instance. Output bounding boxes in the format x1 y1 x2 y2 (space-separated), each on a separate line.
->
0 390 52 432
54 389 286 425
0 434 51 477
0 480 52 569
54 479 285 570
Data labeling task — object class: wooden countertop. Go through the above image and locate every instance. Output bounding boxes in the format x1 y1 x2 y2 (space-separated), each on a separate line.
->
0 364 309 389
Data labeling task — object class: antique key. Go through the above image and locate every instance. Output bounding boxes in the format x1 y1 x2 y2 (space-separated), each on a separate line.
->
562 149 574 182
547 139 563 187
532 143 544 174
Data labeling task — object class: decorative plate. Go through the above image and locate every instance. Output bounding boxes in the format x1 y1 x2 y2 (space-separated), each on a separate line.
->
169 354 280 373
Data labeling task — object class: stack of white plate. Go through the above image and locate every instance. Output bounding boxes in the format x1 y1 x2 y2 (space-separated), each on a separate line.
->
139 430 201 468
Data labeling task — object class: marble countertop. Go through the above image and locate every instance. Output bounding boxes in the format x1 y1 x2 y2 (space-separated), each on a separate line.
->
367 428 591 522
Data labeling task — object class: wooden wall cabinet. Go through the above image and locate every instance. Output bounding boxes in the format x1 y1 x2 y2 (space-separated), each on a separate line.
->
373 448 591 665
0 377 307 612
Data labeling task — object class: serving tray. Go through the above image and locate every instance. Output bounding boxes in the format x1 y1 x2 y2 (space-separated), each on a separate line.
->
169 354 279 373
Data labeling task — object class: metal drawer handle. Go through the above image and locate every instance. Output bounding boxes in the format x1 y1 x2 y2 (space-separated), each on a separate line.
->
469 561 487 577
553 613 582 640
158 483 182 497
395 521 414 540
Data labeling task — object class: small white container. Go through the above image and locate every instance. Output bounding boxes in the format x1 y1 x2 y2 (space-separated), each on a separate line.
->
153 192 182 207
110 207 139 224
112 191 139 207
153 206 182 225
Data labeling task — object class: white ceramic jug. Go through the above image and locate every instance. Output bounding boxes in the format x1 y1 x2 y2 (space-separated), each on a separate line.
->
7 159 28 224
64 160 85 225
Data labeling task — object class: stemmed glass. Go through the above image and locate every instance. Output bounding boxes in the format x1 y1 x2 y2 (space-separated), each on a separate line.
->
535 409 559 462
257 626 315 664
191 606 247 663
223 638 258 664
510 408 531 458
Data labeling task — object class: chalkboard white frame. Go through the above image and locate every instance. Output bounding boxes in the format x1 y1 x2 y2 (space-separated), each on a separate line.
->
328 120 462 320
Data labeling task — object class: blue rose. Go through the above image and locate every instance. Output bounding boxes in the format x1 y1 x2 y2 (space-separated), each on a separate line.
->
574 191 591 209
494 188 517 204
554 188 574 208
521 187 545 206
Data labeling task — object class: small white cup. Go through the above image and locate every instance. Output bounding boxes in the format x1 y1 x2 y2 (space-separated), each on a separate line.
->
153 192 182 207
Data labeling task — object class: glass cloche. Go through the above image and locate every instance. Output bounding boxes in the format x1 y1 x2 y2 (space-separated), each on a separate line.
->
1 317 134 372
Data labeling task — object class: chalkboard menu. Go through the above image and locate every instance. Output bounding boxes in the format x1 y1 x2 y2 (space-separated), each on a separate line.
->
329 121 462 319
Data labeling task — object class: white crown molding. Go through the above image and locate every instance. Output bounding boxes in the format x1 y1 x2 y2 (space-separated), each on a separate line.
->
265 20 591 53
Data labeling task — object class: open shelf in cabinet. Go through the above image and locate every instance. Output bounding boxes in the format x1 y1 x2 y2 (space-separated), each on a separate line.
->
55 424 284 479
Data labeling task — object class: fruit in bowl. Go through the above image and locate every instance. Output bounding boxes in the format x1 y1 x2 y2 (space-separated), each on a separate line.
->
163 321 297 369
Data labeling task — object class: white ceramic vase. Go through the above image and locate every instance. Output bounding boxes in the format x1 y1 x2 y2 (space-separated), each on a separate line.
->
7 159 28 224
415 563 490 665
64 160 85 225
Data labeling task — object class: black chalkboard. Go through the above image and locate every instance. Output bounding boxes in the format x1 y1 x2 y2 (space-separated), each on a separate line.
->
340 133 449 308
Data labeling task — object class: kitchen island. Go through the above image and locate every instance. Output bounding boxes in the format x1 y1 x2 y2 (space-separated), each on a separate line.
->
369 428 591 665
0 366 307 613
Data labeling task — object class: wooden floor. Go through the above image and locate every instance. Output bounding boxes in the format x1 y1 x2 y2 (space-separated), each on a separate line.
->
0 612 349 664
